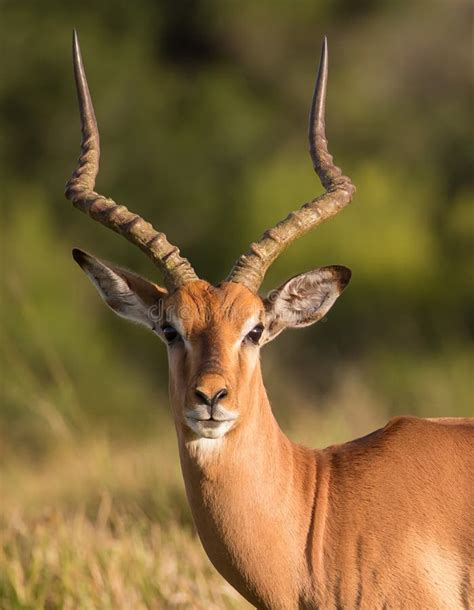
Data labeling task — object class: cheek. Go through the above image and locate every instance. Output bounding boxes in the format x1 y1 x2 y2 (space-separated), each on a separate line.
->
237 347 259 380
167 347 189 394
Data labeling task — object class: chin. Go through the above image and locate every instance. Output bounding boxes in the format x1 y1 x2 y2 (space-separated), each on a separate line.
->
186 418 235 439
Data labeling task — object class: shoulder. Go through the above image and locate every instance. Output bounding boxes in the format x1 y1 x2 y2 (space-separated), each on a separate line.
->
382 415 474 439
324 415 473 464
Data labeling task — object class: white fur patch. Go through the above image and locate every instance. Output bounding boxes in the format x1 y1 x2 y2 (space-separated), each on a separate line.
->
166 312 192 349
414 536 463 608
187 436 224 465
185 417 235 439
231 314 262 350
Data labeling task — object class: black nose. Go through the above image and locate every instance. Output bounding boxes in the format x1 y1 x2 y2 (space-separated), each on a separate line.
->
195 387 228 407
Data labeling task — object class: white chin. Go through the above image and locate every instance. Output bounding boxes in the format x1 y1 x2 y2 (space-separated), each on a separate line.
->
186 418 234 439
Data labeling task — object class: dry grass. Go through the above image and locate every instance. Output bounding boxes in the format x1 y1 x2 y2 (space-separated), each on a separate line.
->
0 438 252 610
1 508 247 610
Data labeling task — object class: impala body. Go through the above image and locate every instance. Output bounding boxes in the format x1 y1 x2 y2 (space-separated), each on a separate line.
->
66 32 473 609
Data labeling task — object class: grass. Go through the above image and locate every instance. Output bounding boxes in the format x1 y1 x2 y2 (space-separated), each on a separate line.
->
1 507 246 610
0 438 252 610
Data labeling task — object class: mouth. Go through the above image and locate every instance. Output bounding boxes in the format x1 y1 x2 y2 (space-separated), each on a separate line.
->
184 413 237 439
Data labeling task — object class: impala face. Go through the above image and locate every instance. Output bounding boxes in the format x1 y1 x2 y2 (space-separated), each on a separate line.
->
160 281 265 439
73 249 350 442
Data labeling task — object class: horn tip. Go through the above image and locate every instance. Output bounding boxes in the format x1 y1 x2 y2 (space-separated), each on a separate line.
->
72 30 85 69
72 29 82 67
319 35 328 66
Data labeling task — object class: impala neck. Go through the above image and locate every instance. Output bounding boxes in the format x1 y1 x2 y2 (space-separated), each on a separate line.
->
174 362 320 608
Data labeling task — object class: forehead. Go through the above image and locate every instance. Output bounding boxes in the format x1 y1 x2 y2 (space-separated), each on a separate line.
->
165 280 263 333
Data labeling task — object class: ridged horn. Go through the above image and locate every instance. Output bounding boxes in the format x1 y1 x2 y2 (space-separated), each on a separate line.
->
227 37 355 292
65 30 198 291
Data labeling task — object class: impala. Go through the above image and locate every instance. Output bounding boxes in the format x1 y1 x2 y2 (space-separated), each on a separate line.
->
66 31 473 609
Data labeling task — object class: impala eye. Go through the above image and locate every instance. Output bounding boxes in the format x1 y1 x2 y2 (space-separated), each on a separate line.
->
246 324 264 345
161 324 179 344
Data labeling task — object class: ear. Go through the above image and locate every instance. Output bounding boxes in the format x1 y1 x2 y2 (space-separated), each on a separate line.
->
72 248 167 329
262 265 351 344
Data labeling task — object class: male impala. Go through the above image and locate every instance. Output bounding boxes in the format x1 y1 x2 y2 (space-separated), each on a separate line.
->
66 31 473 609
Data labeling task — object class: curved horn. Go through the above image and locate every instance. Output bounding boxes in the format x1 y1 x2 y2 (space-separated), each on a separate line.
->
65 30 198 291
227 37 355 292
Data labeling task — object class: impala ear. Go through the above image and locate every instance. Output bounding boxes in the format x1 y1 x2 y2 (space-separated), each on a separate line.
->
72 248 167 329
262 266 351 344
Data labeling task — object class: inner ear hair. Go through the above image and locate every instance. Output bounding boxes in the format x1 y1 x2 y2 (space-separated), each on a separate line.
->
263 266 351 339
72 248 167 327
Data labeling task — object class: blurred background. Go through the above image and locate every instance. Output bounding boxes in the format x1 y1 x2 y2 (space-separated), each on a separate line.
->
1 1 472 608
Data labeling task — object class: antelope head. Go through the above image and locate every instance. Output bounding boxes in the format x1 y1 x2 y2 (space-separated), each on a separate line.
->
66 32 355 445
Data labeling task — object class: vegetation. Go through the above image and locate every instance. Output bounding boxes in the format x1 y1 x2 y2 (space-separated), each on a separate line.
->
1 440 250 609
1 0 472 608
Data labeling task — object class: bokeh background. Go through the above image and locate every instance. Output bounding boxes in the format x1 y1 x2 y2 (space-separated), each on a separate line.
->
1 1 472 608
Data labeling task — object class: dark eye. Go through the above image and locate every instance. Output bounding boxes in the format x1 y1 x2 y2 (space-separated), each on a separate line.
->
246 324 264 345
161 324 179 344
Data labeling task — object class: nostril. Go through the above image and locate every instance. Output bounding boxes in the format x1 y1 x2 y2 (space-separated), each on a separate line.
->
212 388 228 406
195 389 212 406
194 387 228 407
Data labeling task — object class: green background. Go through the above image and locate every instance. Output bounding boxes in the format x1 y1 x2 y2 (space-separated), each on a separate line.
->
2 0 473 455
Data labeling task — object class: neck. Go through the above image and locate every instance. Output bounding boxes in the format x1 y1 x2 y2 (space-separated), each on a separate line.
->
174 365 323 609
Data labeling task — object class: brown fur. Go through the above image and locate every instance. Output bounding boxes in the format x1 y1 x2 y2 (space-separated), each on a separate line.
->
160 282 474 609
74 262 474 609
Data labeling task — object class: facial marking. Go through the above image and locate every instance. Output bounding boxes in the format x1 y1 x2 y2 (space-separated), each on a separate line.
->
166 312 192 349
162 281 264 443
229 314 263 350
186 418 235 440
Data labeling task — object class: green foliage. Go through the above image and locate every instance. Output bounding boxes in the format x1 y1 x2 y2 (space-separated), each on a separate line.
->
0 2 472 605
2 193 167 456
